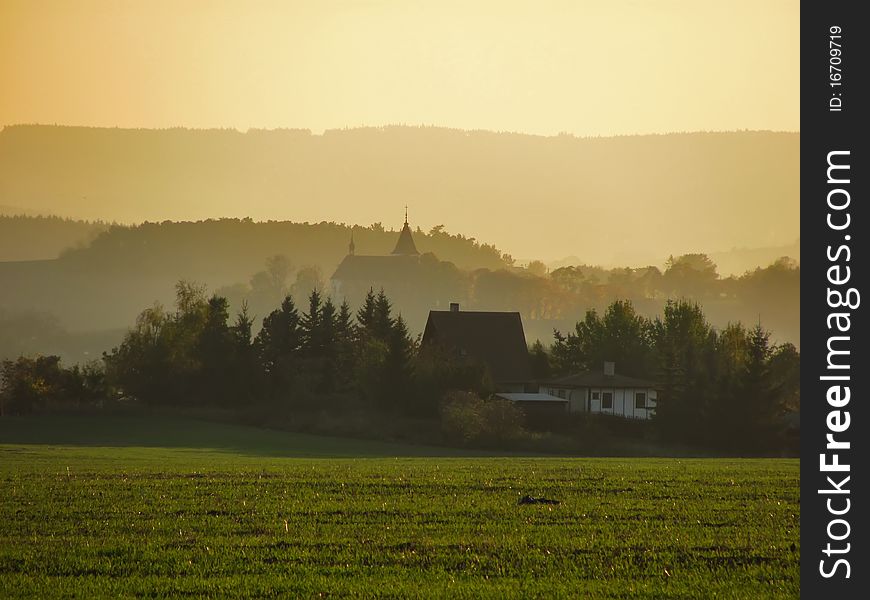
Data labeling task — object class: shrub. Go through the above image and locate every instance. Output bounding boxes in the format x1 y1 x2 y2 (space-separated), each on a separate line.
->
439 390 526 447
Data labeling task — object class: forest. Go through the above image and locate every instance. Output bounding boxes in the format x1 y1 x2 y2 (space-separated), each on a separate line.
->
1 281 799 454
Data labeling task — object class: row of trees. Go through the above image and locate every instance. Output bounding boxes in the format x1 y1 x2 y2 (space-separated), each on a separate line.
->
1 283 799 453
212 252 798 347
0 356 106 416
103 283 417 415
543 299 800 450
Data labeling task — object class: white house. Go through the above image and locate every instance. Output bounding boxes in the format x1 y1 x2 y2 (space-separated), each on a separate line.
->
541 362 657 420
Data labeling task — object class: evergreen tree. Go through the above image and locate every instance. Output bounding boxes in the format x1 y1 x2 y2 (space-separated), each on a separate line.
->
708 322 749 448
335 300 356 390
301 289 323 357
740 323 783 449
195 295 235 405
230 302 261 406
382 314 414 411
254 295 302 399
529 340 552 379
356 288 377 339
318 297 338 392
372 290 394 340
651 299 716 443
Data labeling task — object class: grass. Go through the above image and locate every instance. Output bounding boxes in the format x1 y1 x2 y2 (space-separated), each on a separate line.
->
0 416 799 598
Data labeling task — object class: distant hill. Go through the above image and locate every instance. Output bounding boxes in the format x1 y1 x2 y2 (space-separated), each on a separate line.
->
0 218 508 340
0 215 108 261
0 125 799 266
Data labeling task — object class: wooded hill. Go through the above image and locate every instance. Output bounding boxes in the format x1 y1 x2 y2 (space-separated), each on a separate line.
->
0 125 799 266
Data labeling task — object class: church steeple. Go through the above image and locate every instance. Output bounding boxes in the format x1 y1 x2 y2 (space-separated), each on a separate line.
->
392 207 419 255
348 229 356 256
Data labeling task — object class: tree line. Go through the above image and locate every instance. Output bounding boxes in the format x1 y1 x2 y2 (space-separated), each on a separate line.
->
0 285 799 453
535 299 800 451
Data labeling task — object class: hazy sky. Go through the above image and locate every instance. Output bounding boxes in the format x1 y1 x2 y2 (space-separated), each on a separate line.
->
1 0 799 136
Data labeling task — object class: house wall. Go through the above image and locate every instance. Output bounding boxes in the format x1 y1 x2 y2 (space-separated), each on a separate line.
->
546 385 657 420
568 388 587 413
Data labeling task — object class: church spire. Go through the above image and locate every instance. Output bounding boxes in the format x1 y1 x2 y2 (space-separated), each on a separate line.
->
392 208 419 255
348 229 355 256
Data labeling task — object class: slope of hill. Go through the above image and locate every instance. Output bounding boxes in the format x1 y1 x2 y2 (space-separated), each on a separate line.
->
0 218 508 343
0 125 799 266
0 215 108 261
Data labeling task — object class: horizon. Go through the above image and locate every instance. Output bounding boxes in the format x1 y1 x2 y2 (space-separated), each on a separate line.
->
1 1 799 137
0 123 801 137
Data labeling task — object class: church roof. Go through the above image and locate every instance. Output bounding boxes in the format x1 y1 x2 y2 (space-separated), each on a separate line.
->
331 254 420 282
392 221 419 255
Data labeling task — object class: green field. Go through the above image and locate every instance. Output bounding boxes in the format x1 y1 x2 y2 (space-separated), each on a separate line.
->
0 416 799 598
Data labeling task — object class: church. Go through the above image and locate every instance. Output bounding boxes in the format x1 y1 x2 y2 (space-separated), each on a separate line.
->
330 210 424 301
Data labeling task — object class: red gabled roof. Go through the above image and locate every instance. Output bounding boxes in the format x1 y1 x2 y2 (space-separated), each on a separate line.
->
421 310 531 383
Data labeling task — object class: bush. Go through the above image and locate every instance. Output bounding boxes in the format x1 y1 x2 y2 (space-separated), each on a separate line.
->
0 356 108 415
439 390 526 447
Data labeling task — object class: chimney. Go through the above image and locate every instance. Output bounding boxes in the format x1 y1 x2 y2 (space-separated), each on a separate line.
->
604 362 615 376
450 302 460 312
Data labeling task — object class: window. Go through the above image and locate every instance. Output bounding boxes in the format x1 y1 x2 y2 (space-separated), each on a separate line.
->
557 389 566 399
635 392 647 409
602 392 613 409
592 391 600 400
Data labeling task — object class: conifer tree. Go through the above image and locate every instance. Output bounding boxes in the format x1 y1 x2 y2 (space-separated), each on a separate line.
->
300 289 323 357
335 300 356 390
384 314 414 407
254 295 302 396
356 288 377 341
372 289 394 341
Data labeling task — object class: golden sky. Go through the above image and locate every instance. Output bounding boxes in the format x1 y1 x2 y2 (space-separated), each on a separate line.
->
1 0 799 136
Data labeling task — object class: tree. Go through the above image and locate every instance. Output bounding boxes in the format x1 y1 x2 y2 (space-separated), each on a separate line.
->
1 356 108 415
0 356 62 414
739 323 785 450
300 289 324 357
768 342 800 413
529 340 552 379
104 303 175 405
551 300 653 378
381 314 415 411
356 289 377 340
372 290 394 341
290 266 324 301
526 260 548 277
651 299 717 443
254 295 302 402
195 295 235 405
334 300 356 391
230 303 261 407
663 253 718 298
316 297 338 393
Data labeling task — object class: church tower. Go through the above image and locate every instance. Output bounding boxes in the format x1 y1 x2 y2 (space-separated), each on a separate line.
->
348 230 356 256
391 206 419 255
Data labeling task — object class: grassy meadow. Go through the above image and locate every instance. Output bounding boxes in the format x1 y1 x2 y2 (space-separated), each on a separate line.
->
0 416 799 598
